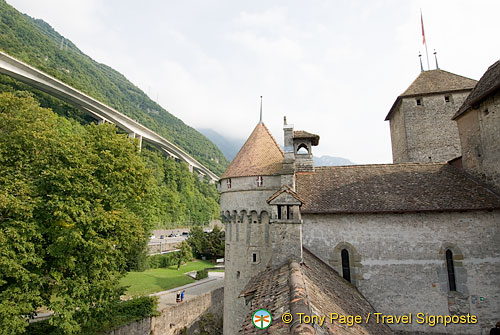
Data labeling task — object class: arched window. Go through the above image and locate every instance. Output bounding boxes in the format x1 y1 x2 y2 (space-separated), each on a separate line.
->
341 249 351 283
296 143 308 154
226 178 231 189
446 249 456 291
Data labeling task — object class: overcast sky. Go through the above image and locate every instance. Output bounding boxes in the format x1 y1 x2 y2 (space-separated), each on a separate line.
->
7 0 500 164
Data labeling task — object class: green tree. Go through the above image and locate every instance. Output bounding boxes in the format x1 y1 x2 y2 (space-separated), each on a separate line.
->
186 226 207 258
205 226 225 260
0 92 158 334
186 226 224 260
175 241 193 270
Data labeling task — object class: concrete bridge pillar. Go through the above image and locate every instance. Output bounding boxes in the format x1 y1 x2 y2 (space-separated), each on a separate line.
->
188 164 194 173
128 132 143 151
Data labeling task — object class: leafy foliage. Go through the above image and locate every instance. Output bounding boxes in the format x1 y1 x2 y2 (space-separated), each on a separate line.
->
187 226 225 260
140 148 220 227
195 269 208 280
198 312 223 335
174 241 194 270
26 296 158 335
0 0 229 175
0 92 157 334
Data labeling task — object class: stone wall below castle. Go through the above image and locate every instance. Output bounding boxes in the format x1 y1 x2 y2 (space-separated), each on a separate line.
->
303 210 500 335
107 287 223 335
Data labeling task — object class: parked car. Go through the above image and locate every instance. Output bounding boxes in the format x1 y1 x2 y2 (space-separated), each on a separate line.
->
159 235 164 239
168 233 175 237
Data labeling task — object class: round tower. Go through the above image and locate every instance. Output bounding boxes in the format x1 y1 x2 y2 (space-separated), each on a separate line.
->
219 122 283 335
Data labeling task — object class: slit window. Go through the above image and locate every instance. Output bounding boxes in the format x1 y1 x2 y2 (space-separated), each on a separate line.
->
286 205 292 220
256 176 263 187
446 249 456 291
341 249 351 283
277 205 282 220
236 271 240 279
252 253 257 263
226 178 231 189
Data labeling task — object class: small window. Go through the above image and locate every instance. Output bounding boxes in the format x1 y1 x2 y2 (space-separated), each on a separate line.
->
277 205 282 220
236 271 240 279
297 143 308 154
341 249 351 283
286 205 293 220
256 176 263 187
416 98 422 106
252 253 257 263
483 109 489 116
446 249 456 291
444 95 450 103
226 178 231 189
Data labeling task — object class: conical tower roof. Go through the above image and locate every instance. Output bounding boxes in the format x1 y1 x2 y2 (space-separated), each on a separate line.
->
400 69 477 97
221 123 283 179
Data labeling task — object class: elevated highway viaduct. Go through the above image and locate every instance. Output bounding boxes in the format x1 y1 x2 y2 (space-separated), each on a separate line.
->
0 50 219 182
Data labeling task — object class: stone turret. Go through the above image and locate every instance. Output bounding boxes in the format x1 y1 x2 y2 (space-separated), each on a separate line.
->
220 117 318 334
386 69 477 163
219 122 283 335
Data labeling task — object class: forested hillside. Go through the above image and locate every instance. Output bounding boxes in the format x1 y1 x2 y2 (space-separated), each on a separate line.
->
0 0 229 175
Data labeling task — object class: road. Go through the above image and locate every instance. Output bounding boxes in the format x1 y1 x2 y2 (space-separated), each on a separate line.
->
152 272 224 310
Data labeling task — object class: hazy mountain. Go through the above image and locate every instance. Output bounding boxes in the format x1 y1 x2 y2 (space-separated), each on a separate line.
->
313 155 355 166
198 128 245 161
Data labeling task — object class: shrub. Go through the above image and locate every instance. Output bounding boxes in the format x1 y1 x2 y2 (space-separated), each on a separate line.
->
196 269 208 280
147 253 177 269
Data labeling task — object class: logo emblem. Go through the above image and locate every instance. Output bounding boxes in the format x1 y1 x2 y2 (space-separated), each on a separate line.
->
252 309 272 329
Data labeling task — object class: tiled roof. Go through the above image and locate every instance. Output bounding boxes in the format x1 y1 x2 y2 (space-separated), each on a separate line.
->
296 163 500 214
453 60 500 119
293 131 320 146
401 69 477 97
385 69 477 120
221 123 284 179
267 185 305 205
239 249 392 334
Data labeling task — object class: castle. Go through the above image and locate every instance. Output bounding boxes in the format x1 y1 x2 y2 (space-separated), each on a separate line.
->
219 61 500 335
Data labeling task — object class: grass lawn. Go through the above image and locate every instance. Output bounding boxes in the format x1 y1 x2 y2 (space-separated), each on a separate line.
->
120 259 214 297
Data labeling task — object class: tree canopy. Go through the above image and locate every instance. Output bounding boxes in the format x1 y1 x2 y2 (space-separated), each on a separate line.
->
0 92 158 334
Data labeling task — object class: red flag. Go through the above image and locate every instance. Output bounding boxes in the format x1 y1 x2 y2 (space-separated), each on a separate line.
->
421 12 426 45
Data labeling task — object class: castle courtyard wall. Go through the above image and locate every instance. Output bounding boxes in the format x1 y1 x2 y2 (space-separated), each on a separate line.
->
302 210 500 335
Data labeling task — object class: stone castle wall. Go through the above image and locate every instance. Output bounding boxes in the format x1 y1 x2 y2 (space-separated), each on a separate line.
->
220 175 280 335
303 210 500 335
108 287 224 335
457 92 500 193
391 91 470 163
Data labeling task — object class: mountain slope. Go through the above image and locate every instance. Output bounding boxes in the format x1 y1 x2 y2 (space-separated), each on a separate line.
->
197 128 245 161
0 0 228 175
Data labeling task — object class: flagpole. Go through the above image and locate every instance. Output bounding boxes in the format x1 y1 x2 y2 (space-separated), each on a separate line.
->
421 9 430 70
424 40 430 71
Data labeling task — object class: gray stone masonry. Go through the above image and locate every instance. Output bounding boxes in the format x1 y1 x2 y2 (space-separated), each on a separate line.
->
303 210 500 335
457 92 500 193
220 175 280 335
390 91 470 163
